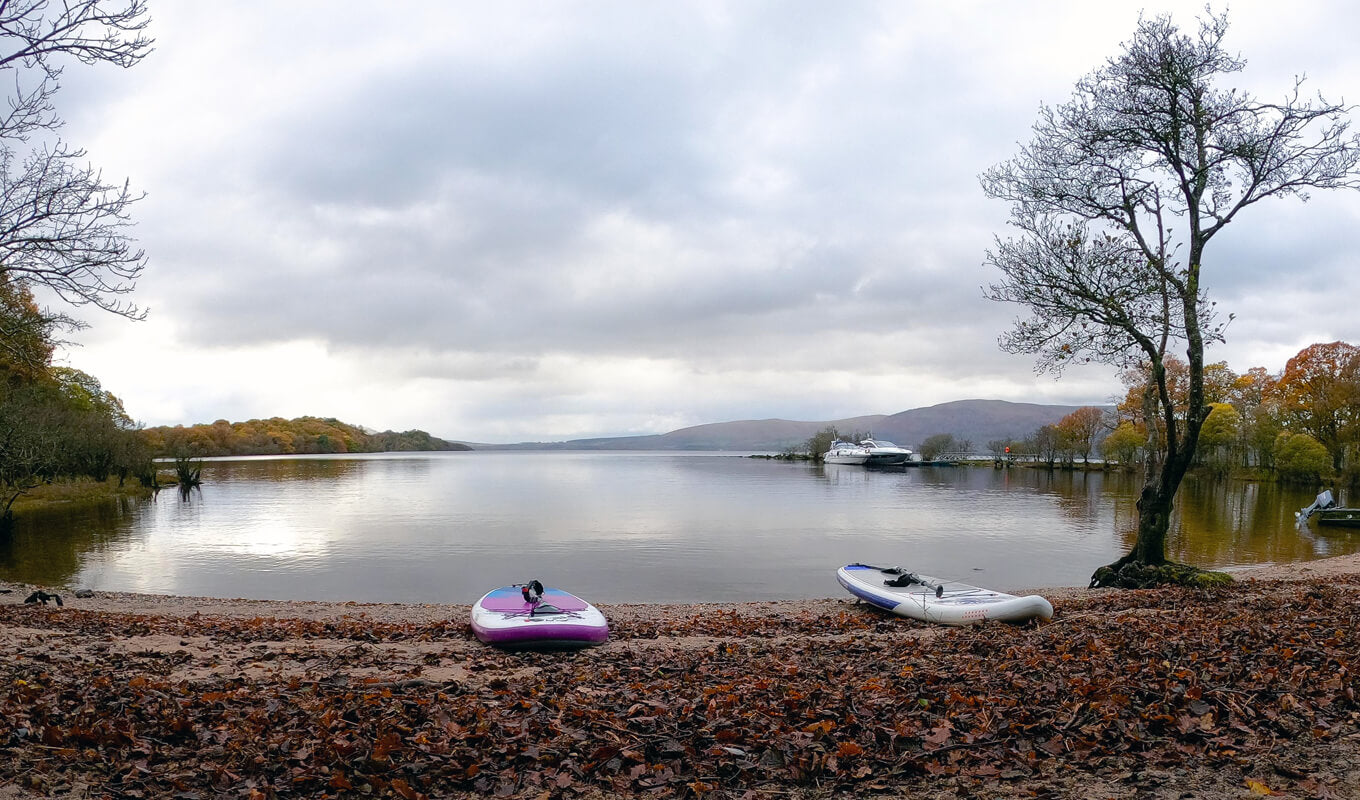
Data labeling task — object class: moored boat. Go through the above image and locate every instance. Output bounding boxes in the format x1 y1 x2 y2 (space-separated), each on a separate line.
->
822 440 872 465
1295 489 1360 527
859 438 914 466
1315 508 1360 527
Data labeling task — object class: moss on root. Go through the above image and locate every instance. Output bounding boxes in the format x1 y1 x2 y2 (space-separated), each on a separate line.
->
1090 560 1234 589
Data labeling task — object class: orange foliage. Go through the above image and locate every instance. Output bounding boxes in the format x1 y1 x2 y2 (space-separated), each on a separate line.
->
1271 341 1360 468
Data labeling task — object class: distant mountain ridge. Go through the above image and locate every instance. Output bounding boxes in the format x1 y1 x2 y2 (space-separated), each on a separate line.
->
872 399 1094 452
471 399 1099 452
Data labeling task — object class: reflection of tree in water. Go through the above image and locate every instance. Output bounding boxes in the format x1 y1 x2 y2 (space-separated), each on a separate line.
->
1114 476 1358 568
205 458 372 484
1036 470 1106 525
0 496 145 586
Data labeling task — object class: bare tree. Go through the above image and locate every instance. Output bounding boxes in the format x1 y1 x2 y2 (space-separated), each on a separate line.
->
916 433 949 461
1029 425 1060 470
980 10 1360 587
0 1 153 320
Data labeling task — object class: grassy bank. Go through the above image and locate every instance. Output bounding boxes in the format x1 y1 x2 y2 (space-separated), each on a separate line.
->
8 476 158 515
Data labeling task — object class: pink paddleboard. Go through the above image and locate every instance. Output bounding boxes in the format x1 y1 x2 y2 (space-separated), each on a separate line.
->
470 584 609 649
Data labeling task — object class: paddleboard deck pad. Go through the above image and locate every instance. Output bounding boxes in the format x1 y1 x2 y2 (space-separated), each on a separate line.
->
471 583 610 649
837 563 1053 626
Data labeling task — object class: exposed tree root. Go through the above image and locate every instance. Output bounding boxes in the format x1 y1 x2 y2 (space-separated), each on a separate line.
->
1089 560 1234 589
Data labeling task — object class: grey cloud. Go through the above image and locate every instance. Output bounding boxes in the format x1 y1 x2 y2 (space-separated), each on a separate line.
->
50 2 1360 439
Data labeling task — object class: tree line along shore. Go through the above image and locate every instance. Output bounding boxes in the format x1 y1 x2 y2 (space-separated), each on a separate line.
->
8 338 1360 530
794 341 1360 489
0 393 467 529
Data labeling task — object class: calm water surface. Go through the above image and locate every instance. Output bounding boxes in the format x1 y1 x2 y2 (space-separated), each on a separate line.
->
2 452 1352 603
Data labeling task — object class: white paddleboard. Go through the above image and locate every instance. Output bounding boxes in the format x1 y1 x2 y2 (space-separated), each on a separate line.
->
837 563 1053 625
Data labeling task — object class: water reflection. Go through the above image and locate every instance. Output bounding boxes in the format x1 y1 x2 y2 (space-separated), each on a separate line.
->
0 454 1354 603
0 496 146 586
1168 477 1334 567
201 455 369 483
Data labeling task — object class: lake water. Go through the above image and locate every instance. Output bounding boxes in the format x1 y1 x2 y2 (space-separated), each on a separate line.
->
2 452 1352 604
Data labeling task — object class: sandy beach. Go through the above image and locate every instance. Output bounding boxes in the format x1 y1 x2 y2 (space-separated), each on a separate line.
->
8 552 1357 623
3 555 1359 799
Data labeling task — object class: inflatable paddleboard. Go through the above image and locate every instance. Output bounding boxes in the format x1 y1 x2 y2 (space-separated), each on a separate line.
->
471 581 609 649
837 563 1053 625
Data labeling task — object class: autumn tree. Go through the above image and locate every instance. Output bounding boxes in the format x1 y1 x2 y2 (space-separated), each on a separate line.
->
0 367 150 529
1274 431 1334 485
1114 358 1214 466
1056 406 1106 465
1196 402 1240 474
1272 341 1360 473
0 274 58 383
1226 366 1281 468
142 416 465 458
981 10 1360 587
0 386 60 519
1102 421 1144 468
1202 361 1237 405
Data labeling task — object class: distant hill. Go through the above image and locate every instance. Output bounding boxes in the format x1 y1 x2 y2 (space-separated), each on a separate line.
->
478 415 888 452
872 399 1094 451
472 400 1102 452
144 416 471 457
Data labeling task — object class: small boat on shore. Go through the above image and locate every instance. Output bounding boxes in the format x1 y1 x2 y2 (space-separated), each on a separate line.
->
859 438 914 466
836 563 1053 625
1314 508 1360 527
1295 490 1360 527
471 581 609 649
822 440 871 465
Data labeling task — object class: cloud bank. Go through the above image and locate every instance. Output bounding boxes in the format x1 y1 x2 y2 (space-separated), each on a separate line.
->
47 1 1360 441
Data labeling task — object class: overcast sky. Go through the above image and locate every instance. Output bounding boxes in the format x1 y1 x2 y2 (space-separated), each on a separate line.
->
46 1 1360 442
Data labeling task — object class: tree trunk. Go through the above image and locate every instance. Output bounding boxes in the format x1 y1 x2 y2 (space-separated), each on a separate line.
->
1130 482 1173 564
1096 311 1206 585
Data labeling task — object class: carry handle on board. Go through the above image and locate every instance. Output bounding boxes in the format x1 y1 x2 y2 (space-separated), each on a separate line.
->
518 580 545 613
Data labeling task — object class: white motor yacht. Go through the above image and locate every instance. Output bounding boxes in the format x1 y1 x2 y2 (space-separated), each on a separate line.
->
822 440 872 465
859 439 914 466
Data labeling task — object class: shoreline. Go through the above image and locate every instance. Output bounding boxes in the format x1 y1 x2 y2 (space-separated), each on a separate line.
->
5 551 1359 623
4 554 1360 799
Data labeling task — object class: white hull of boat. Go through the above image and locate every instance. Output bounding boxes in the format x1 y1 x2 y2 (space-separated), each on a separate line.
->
823 441 871 465
824 453 870 464
860 439 913 466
